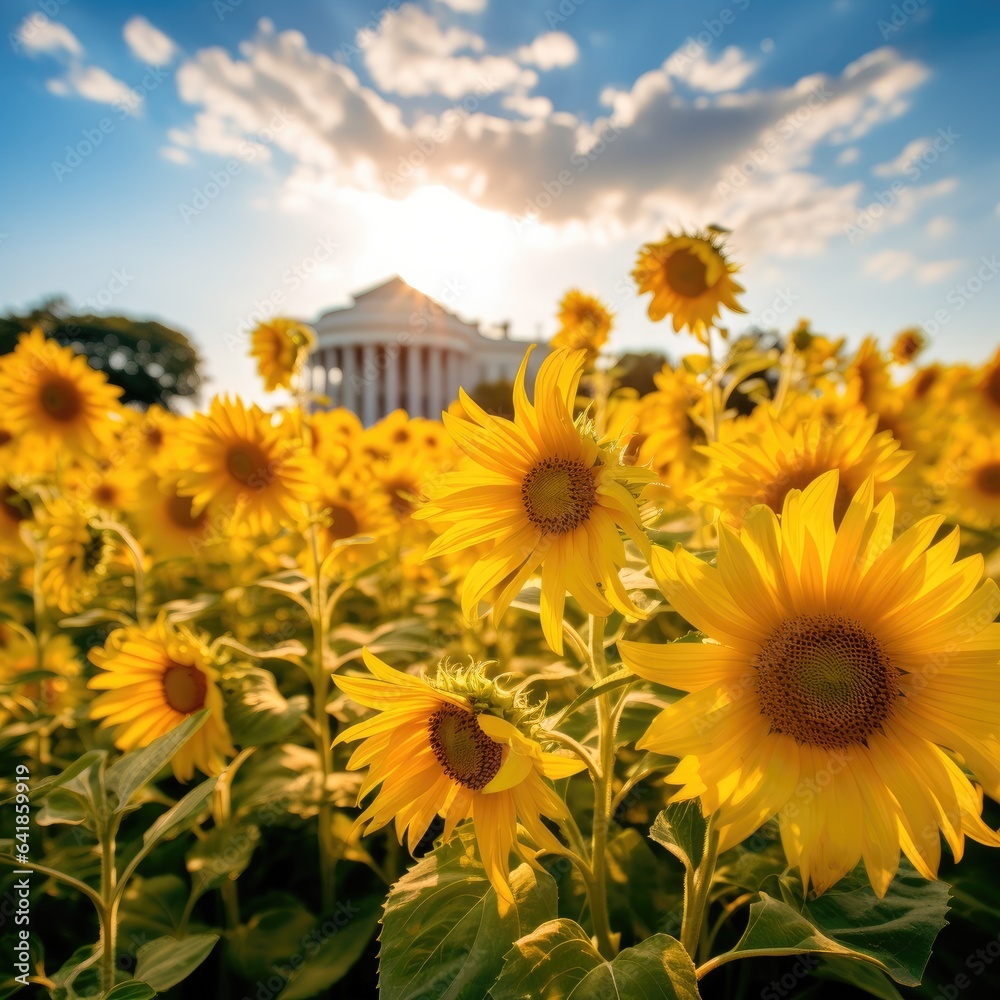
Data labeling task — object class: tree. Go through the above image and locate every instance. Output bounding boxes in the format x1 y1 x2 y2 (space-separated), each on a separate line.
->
0 298 202 410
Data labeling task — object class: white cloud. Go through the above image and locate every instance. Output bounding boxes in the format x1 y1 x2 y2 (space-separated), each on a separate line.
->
872 136 932 176
864 250 962 284
517 32 578 70
865 249 915 282
362 4 534 98
925 214 954 238
502 93 553 119
170 24 930 258
16 16 82 56
436 0 487 10
161 146 191 164
665 45 757 93
49 64 137 108
917 258 963 283
123 16 178 66
837 146 860 164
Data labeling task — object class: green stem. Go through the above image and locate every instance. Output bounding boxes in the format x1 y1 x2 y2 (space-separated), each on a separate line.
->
308 520 337 914
99 817 121 995
587 614 617 959
680 817 719 959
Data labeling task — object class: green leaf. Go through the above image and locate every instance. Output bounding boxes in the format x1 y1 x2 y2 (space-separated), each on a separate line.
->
105 711 209 810
28 749 107 803
494 919 700 999
118 875 190 943
813 956 905 999
103 983 158 1000
546 667 636 727
724 864 950 986
379 834 557 1000
223 667 308 746
215 636 307 662
186 821 260 891
649 801 708 874
227 900 319 984
35 788 89 827
133 934 218 992
142 776 217 851
277 896 381 999
48 944 100 999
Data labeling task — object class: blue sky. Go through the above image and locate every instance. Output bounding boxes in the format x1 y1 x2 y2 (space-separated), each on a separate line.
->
2 0 998 403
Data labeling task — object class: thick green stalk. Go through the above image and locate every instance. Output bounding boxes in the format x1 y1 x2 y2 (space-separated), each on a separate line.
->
587 614 617 959
99 817 121 995
680 818 720 959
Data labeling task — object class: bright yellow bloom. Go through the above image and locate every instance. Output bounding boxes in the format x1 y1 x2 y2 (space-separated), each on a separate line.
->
622 472 1000 896
551 290 613 360
692 404 911 527
131 473 214 561
335 650 584 910
310 472 395 572
89 619 233 782
0 328 121 454
0 626 82 725
419 348 655 654
936 431 1000 530
972 348 1000 427
35 498 115 613
174 396 317 535
251 318 316 392
0 480 32 563
65 463 143 514
633 232 745 340
890 327 926 365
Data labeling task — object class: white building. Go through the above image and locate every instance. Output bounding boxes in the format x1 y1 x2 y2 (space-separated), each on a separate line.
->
308 276 546 425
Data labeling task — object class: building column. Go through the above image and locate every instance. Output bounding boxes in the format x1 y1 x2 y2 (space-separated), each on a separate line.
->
361 343 377 426
444 349 460 411
427 345 444 421
462 354 478 396
406 344 422 418
341 343 357 414
385 343 400 414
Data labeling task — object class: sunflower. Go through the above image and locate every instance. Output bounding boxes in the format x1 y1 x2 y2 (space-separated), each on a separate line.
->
0 480 32 562
890 328 926 365
0 328 121 454
35 498 115 613
89 619 233 782
174 396 317 535
130 473 214 561
633 231 746 340
0 626 82 724
334 651 585 910
621 471 1000 896
65 463 143 514
310 472 395 571
692 404 911 527
971 348 1000 427
250 318 316 392
551 290 613 360
418 348 655 654
936 431 1000 530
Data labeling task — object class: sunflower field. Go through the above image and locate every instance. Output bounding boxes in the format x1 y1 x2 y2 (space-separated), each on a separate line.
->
2 231 1000 1000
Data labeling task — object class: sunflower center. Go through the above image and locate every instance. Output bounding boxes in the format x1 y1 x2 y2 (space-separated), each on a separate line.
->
664 249 711 299
39 375 84 422
167 493 207 531
327 504 359 540
753 614 900 749
226 443 268 485
82 532 107 574
94 485 116 507
521 458 596 534
162 661 208 714
912 367 938 400
975 461 1000 497
0 429 11 447
427 706 503 790
756 466 853 523
2 486 29 524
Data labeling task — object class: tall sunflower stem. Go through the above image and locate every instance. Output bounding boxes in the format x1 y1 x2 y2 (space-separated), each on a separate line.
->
308 519 337 915
680 817 720 960
98 816 121 995
587 614 618 959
